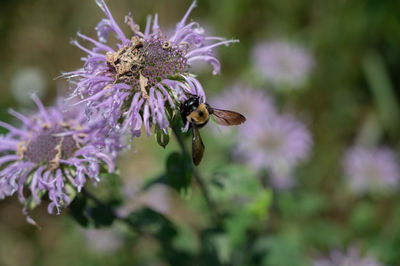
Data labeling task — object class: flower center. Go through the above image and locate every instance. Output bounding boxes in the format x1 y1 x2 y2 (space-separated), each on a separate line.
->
141 37 188 88
21 124 79 166
260 133 285 152
106 36 188 90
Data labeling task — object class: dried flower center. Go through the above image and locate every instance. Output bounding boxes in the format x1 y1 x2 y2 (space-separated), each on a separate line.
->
21 125 79 166
106 36 145 79
106 36 188 90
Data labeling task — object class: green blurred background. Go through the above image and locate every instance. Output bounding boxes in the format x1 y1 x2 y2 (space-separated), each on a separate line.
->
0 0 400 265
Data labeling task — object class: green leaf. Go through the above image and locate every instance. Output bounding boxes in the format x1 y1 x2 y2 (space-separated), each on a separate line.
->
246 189 273 220
89 205 115 227
166 152 193 193
350 201 376 233
210 234 231 264
172 224 200 255
363 51 400 137
127 208 177 242
210 165 265 208
102 172 124 206
256 234 308 266
155 124 170 148
224 212 252 247
69 194 89 227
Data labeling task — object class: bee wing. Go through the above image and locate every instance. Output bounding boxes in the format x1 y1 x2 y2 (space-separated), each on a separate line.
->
192 124 205 166
212 109 246 126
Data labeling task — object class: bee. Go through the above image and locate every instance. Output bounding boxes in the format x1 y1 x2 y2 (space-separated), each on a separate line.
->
180 96 246 166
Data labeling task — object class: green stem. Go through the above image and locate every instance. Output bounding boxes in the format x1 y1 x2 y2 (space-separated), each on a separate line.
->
171 125 220 223
81 188 147 236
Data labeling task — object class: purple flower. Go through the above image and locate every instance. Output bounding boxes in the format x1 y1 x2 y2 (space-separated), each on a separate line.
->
252 40 314 88
82 229 123 254
117 178 170 217
63 0 237 138
0 95 120 222
313 246 383 266
343 146 400 194
211 84 312 189
236 113 312 189
210 84 275 124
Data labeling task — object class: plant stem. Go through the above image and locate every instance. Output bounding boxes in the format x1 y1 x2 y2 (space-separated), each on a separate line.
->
81 188 147 236
171 125 220 223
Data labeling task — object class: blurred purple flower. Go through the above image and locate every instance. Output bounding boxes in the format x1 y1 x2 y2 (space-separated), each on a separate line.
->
210 84 275 124
236 113 312 189
252 40 314 88
0 95 120 222
83 229 123 254
313 246 383 266
343 146 400 194
117 178 171 217
63 0 237 138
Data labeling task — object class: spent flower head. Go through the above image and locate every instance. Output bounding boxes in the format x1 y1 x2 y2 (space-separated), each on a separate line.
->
313 246 383 266
0 95 120 221
252 40 314 88
63 0 237 139
343 145 400 195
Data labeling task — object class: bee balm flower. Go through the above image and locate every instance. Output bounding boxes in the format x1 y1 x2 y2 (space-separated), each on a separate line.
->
64 0 237 138
210 84 276 126
0 95 120 220
236 113 312 189
313 246 383 266
343 146 400 194
252 40 314 88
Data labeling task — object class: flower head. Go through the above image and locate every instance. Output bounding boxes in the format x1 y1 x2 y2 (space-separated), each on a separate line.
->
252 40 314 88
0 95 120 220
236 113 312 189
313 246 383 266
117 178 170 217
83 229 123 254
343 146 400 194
210 84 275 124
64 0 237 138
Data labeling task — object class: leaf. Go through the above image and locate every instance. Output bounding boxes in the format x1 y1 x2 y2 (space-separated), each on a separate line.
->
172 224 200 255
155 124 170 148
350 201 376 233
166 152 192 193
246 189 273 220
256 235 308 266
210 234 231 264
210 165 261 205
127 208 177 242
363 51 400 137
89 205 115 227
69 194 89 227
224 212 252 247
102 172 124 206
